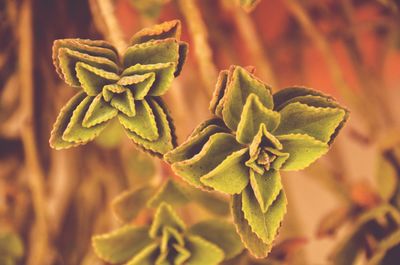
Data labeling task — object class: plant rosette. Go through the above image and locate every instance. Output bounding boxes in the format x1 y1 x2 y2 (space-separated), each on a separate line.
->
165 65 349 257
93 203 244 265
50 20 187 157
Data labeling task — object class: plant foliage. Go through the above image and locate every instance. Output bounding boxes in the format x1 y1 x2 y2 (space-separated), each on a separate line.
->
49 20 188 157
166 65 349 257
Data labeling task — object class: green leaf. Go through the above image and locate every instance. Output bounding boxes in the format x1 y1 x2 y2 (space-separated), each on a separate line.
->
56 47 118 87
277 134 328 171
171 133 243 188
49 92 87 149
149 203 185 238
62 95 108 143
75 62 119 96
188 220 244 259
82 93 118 128
0 232 24 258
111 186 155 223
221 66 273 131
147 179 190 208
165 122 229 164
249 170 282 213
185 235 225 265
236 94 280 145
130 20 182 45
232 193 272 258
274 102 346 143
52 38 118 85
109 87 136 117
122 63 176 96
92 226 152 264
123 98 175 157
368 230 400 265
118 99 158 141
102 83 126 102
241 186 269 243
242 187 287 246
118 73 156 100
200 148 250 194
126 243 159 265
123 39 179 67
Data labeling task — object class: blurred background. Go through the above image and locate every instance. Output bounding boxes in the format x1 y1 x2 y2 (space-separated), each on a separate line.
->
1 0 400 264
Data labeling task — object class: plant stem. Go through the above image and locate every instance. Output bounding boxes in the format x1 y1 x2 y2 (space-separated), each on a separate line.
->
178 0 218 98
94 0 127 54
19 0 50 264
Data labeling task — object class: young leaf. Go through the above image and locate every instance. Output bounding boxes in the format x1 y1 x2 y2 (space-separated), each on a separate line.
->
172 133 243 188
149 203 186 238
122 63 176 96
164 119 229 164
92 226 152 264
118 73 155 100
110 88 136 117
82 93 118 128
188 220 244 259
250 170 282 213
118 99 159 141
200 148 250 194
123 98 175 157
236 94 280 145
221 66 273 131
75 62 119 96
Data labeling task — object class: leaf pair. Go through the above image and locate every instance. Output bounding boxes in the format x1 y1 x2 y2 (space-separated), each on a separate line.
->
93 203 244 265
166 65 349 257
50 20 188 157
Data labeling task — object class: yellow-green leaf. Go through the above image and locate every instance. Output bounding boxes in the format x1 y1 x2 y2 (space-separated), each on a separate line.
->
118 99 158 141
185 235 225 265
277 134 328 171
111 186 155 223
188 220 244 259
171 133 243 188
92 226 152 264
200 148 250 194
236 94 280 145
275 102 346 143
149 203 186 238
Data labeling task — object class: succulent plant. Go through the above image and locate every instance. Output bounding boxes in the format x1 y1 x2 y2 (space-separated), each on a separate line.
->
165 65 349 257
93 203 244 265
49 20 187 157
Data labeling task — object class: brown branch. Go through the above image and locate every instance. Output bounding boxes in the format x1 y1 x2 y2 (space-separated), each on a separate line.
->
91 0 127 54
18 0 50 264
178 0 218 98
